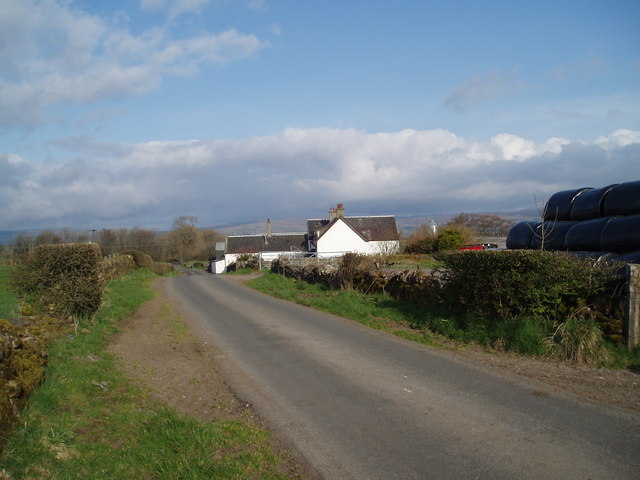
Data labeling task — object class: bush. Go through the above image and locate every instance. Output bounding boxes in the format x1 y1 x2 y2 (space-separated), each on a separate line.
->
435 228 465 251
404 236 437 254
102 254 137 281
336 253 367 290
12 244 104 317
437 250 619 323
124 250 156 270
232 254 259 271
125 250 174 275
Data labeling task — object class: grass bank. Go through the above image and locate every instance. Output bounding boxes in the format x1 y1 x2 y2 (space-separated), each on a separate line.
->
1 268 291 479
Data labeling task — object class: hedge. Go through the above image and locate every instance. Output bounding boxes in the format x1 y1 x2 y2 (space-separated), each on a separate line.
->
12 244 104 317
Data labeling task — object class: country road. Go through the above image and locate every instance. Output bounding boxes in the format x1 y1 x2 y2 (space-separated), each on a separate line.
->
162 270 640 480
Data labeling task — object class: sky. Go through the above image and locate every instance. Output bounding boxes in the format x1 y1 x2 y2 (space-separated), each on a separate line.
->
1 0 639 232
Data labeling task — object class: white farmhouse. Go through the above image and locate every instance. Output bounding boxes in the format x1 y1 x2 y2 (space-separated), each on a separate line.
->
307 204 400 258
213 204 400 273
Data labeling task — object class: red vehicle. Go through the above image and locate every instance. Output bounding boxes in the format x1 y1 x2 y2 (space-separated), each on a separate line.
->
459 243 499 251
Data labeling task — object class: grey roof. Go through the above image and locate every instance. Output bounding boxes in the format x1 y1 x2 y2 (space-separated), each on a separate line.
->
308 216 399 242
226 233 307 254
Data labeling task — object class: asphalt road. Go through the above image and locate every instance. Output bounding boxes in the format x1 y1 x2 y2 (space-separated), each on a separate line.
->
164 270 640 480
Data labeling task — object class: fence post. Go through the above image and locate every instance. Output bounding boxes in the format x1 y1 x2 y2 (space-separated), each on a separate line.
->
625 264 640 350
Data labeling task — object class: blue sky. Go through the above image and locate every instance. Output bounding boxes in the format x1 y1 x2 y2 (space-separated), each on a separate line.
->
1 0 639 231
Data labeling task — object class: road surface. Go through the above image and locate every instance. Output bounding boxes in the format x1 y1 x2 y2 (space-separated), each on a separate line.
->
163 270 640 479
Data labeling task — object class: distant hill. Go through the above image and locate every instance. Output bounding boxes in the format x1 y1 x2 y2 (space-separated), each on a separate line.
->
208 218 308 236
0 230 41 245
209 210 539 236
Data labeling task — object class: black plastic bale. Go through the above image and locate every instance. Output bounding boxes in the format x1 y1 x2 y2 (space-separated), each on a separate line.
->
530 221 576 250
609 250 640 265
564 216 615 252
570 251 617 262
607 251 640 276
543 187 593 221
569 184 618 221
600 214 640 253
505 221 540 249
603 180 640 217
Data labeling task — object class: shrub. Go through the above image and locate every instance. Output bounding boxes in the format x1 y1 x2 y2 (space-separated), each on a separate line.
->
12 244 104 317
437 250 618 320
404 236 437 254
336 253 367 290
101 254 137 281
124 250 156 270
124 250 174 275
403 226 438 254
435 228 465 251
234 254 259 271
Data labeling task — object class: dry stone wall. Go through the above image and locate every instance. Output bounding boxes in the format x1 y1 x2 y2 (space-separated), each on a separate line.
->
271 258 443 306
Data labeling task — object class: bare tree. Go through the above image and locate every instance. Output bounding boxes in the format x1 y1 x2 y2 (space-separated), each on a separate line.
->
96 229 118 256
34 230 63 246
166 216 200 264
531 195 557 251
447 213 513 237
198 229 226 260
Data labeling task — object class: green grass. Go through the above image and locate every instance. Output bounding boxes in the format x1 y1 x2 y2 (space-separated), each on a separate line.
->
1 268 291 479
0 265 19 319
226 268 257 275
383 254 443 270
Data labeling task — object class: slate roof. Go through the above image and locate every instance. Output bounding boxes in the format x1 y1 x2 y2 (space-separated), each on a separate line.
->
226 233 307 254
307 216 399 242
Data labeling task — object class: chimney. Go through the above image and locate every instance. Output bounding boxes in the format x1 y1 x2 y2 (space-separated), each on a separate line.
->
336 203 345 218
266 218 272 236
329 208 337 220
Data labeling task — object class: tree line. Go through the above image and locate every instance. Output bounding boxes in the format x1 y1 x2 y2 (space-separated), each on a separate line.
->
1 216 226 264
403 213 514 254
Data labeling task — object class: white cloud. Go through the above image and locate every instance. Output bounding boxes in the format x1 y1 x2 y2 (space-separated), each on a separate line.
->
2 128 638 230
0 0 266 129
594 129 640 148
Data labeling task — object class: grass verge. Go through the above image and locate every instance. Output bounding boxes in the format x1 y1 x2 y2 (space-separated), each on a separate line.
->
1 268 290 479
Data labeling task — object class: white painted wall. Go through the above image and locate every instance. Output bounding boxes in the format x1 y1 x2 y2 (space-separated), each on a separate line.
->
316 219 366 257
215 251 301 274
367 240 400 255
212 259 226 274
316 219 400 258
